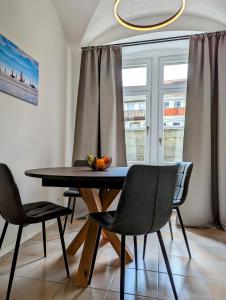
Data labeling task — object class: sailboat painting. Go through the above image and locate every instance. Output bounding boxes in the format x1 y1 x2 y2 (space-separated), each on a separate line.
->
0 34 39 105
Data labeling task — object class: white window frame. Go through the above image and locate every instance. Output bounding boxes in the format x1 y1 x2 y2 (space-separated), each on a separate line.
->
123 59 152 93
159 55 188 90
122 54 189 165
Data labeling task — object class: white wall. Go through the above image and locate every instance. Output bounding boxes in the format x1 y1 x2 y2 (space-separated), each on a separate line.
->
65 45 81 165
0 0 72 255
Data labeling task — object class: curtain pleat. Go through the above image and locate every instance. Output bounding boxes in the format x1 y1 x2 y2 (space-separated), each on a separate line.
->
73 45 127 167
182 32 226 229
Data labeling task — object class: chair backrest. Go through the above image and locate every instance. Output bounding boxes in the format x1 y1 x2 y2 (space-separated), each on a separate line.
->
173 162 193 206
73 160 88 167
0 164 26 225
112 164 178 236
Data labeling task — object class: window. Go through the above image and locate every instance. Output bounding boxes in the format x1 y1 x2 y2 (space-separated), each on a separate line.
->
138 102 145 110
123 53 188 165
127 102 135 111
162 61 188 86
159 56 188 163
164 101 170 109
122 65 147 87
175 101 181 108
123 93 148 164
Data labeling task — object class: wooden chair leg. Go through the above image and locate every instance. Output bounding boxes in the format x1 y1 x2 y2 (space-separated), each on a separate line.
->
57 217 70 277
0 221 8 251
120 235 126 300
169 219 174 240
88 226 101 285
63 197 72 235
143 234 147 259
176 207 191 258
6 225 23 300
133 236 138 270
42 222 47 257
157 231 178 300
71 197 76 224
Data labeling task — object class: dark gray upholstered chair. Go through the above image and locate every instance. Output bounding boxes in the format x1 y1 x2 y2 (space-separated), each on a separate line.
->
143 162 193 259
0 164 71 300
88 165 179 300
63 160 88 233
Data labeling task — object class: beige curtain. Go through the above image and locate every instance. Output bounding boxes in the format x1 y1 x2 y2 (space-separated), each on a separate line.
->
182 32 226 229
73 45 127 166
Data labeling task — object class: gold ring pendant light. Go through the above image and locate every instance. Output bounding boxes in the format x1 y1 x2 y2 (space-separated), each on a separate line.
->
114 0 186 31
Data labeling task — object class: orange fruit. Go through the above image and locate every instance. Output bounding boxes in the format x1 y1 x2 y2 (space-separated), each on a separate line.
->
95 158 106 170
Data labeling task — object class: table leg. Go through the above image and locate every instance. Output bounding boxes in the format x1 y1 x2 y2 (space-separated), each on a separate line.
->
74 220 99 287
101 230 108 240
103 229 133 264
66 188 102 257
67 221 89 255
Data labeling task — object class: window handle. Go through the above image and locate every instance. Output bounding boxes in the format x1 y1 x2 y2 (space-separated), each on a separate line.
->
146 126 150 135
159 137 162 145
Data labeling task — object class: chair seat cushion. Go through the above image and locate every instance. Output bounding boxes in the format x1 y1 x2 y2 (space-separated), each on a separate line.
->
63 188 80 197
23 201 72 224
89 211 116 232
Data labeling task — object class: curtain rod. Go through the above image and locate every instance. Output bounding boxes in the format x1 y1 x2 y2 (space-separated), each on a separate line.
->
81 34 191 50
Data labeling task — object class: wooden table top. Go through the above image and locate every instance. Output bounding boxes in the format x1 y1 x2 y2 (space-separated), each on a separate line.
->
25 167 129 189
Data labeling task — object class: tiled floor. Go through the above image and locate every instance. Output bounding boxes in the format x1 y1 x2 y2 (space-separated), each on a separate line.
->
1 215 226 300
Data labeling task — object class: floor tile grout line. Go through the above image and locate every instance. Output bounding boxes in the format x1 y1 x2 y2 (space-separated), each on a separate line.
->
190 260 213 300
202 278 213 300
13 274 66 285
108 290 159 299
106 289 160 300
51 283 64 300
2 271 68 286
204 277 226 283
3 263 217 285
52 286 111 300
106 267 117 293
0 275 65 300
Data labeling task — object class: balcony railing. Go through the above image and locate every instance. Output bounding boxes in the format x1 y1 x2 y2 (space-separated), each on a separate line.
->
164 108 185 116
124 110 145 121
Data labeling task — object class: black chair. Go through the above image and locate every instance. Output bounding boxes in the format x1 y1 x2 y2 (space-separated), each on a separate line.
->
143 162 193 260
63 160 88 234
88 164 179 300
0 164 71 300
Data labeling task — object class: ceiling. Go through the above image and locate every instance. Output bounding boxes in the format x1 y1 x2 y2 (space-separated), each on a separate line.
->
53 0 226 47
52 0 100 44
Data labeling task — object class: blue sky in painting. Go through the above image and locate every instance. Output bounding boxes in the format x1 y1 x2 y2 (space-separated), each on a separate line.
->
0 34 39 87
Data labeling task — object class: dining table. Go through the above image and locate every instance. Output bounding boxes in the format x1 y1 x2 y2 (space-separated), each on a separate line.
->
25 166 133 287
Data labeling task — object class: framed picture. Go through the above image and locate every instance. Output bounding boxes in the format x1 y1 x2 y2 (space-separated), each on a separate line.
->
0 34 39 105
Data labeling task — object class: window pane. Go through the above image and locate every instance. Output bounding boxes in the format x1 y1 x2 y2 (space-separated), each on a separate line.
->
162 92 186 162
122 65 147 87
124 95 147 163
163 62 188 85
